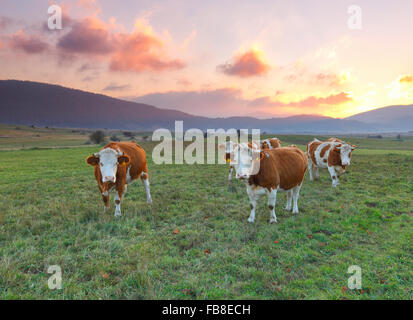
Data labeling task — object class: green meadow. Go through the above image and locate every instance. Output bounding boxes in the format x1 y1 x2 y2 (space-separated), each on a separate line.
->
0 126 412 299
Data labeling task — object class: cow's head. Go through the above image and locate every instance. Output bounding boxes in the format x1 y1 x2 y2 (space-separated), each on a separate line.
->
86 148 130 183
335 143 356 166
221 142 262 180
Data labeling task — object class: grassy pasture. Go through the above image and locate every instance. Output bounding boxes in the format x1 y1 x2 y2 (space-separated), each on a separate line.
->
0 130 412 299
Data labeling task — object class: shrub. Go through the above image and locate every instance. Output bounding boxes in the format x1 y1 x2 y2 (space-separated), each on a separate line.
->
89 130 106 144
110 134 120 142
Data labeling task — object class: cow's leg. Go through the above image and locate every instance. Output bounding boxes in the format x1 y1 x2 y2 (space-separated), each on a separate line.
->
285 190 292 211
308 157 314 181
140 170 152 204
292 184 302 214
228 166 233 182
315 166 320 180
327 166 339 187
246 184 259 223
99 185 110 212
114 185 126 217
268 188 278 223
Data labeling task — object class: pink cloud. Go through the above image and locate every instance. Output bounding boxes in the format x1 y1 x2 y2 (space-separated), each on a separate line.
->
8 30 49 54
57 17 114 55
217 49 270 78
55 14 184 72
249 92 353 108
399 75 413 83
109 33 185 72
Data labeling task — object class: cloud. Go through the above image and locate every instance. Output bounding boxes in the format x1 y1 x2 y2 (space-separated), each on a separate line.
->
55 14 184 73
249 91 353 108
217 49 270 78
0 16 14 30
399 75 413 83
57 17 114 55
102 83 131 91
8 30 49 54
109 32 185 72
128 88 353 118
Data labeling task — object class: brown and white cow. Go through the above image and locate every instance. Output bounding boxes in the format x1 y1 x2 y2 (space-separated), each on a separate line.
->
226 143 307 223
86 142 152 216
222 138 281 182
306 138 356 187
260 137 282 150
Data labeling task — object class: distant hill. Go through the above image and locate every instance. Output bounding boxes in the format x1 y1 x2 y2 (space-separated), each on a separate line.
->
0 80 409 133
345 105 413 131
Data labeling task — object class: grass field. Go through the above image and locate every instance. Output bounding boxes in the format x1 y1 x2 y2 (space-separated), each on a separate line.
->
0 127 412 299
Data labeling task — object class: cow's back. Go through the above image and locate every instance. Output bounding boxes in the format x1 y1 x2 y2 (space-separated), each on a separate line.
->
250 147 307 191
307 139 321 164
104 142 147 180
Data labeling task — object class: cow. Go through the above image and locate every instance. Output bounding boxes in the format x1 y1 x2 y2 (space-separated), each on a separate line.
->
306 138 356 187
260 137 282 150
221 138 281 182
86 141 152 216
225 142 307 223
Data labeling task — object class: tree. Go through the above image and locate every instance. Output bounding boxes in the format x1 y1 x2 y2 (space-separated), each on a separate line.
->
110 134 120 142
89 130 105 144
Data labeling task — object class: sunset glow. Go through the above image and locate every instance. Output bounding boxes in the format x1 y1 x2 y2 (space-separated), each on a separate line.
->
1 0 413 118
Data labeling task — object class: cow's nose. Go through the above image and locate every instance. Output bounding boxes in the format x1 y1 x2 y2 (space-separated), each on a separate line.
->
104 176 115 182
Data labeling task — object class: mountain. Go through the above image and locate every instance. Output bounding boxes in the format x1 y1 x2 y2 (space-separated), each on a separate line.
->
0 80 408 133
345 105 413 131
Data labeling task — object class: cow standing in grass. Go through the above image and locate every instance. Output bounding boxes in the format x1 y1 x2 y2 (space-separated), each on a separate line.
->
306 138 356 187
86 142 152 216
224 143 307 223
223 138 281 182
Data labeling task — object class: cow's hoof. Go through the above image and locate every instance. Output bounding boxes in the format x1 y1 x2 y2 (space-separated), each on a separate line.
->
285 206 292 211
147 198 153 205
292 210 299 214
270 218 277 224
114 211 121 217
247 218 255 223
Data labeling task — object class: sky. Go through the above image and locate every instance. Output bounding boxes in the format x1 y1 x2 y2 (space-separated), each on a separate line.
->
0 0 413 119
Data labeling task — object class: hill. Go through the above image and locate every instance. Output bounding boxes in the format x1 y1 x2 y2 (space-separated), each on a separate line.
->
1 80 409 133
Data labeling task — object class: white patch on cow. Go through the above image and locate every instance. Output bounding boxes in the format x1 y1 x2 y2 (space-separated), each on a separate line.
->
268 188 278 223
337 144 353 166
126 167 132 184
97 148 121 183
285 190 292 211
314 142 333 168
142 178 152 204
231 143 261 179
292 184 302 214
114 192 121 217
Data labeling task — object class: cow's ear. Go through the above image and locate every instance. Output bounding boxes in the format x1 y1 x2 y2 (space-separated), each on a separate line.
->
352 144 357 149
86 155 99 166
118 154 130 165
